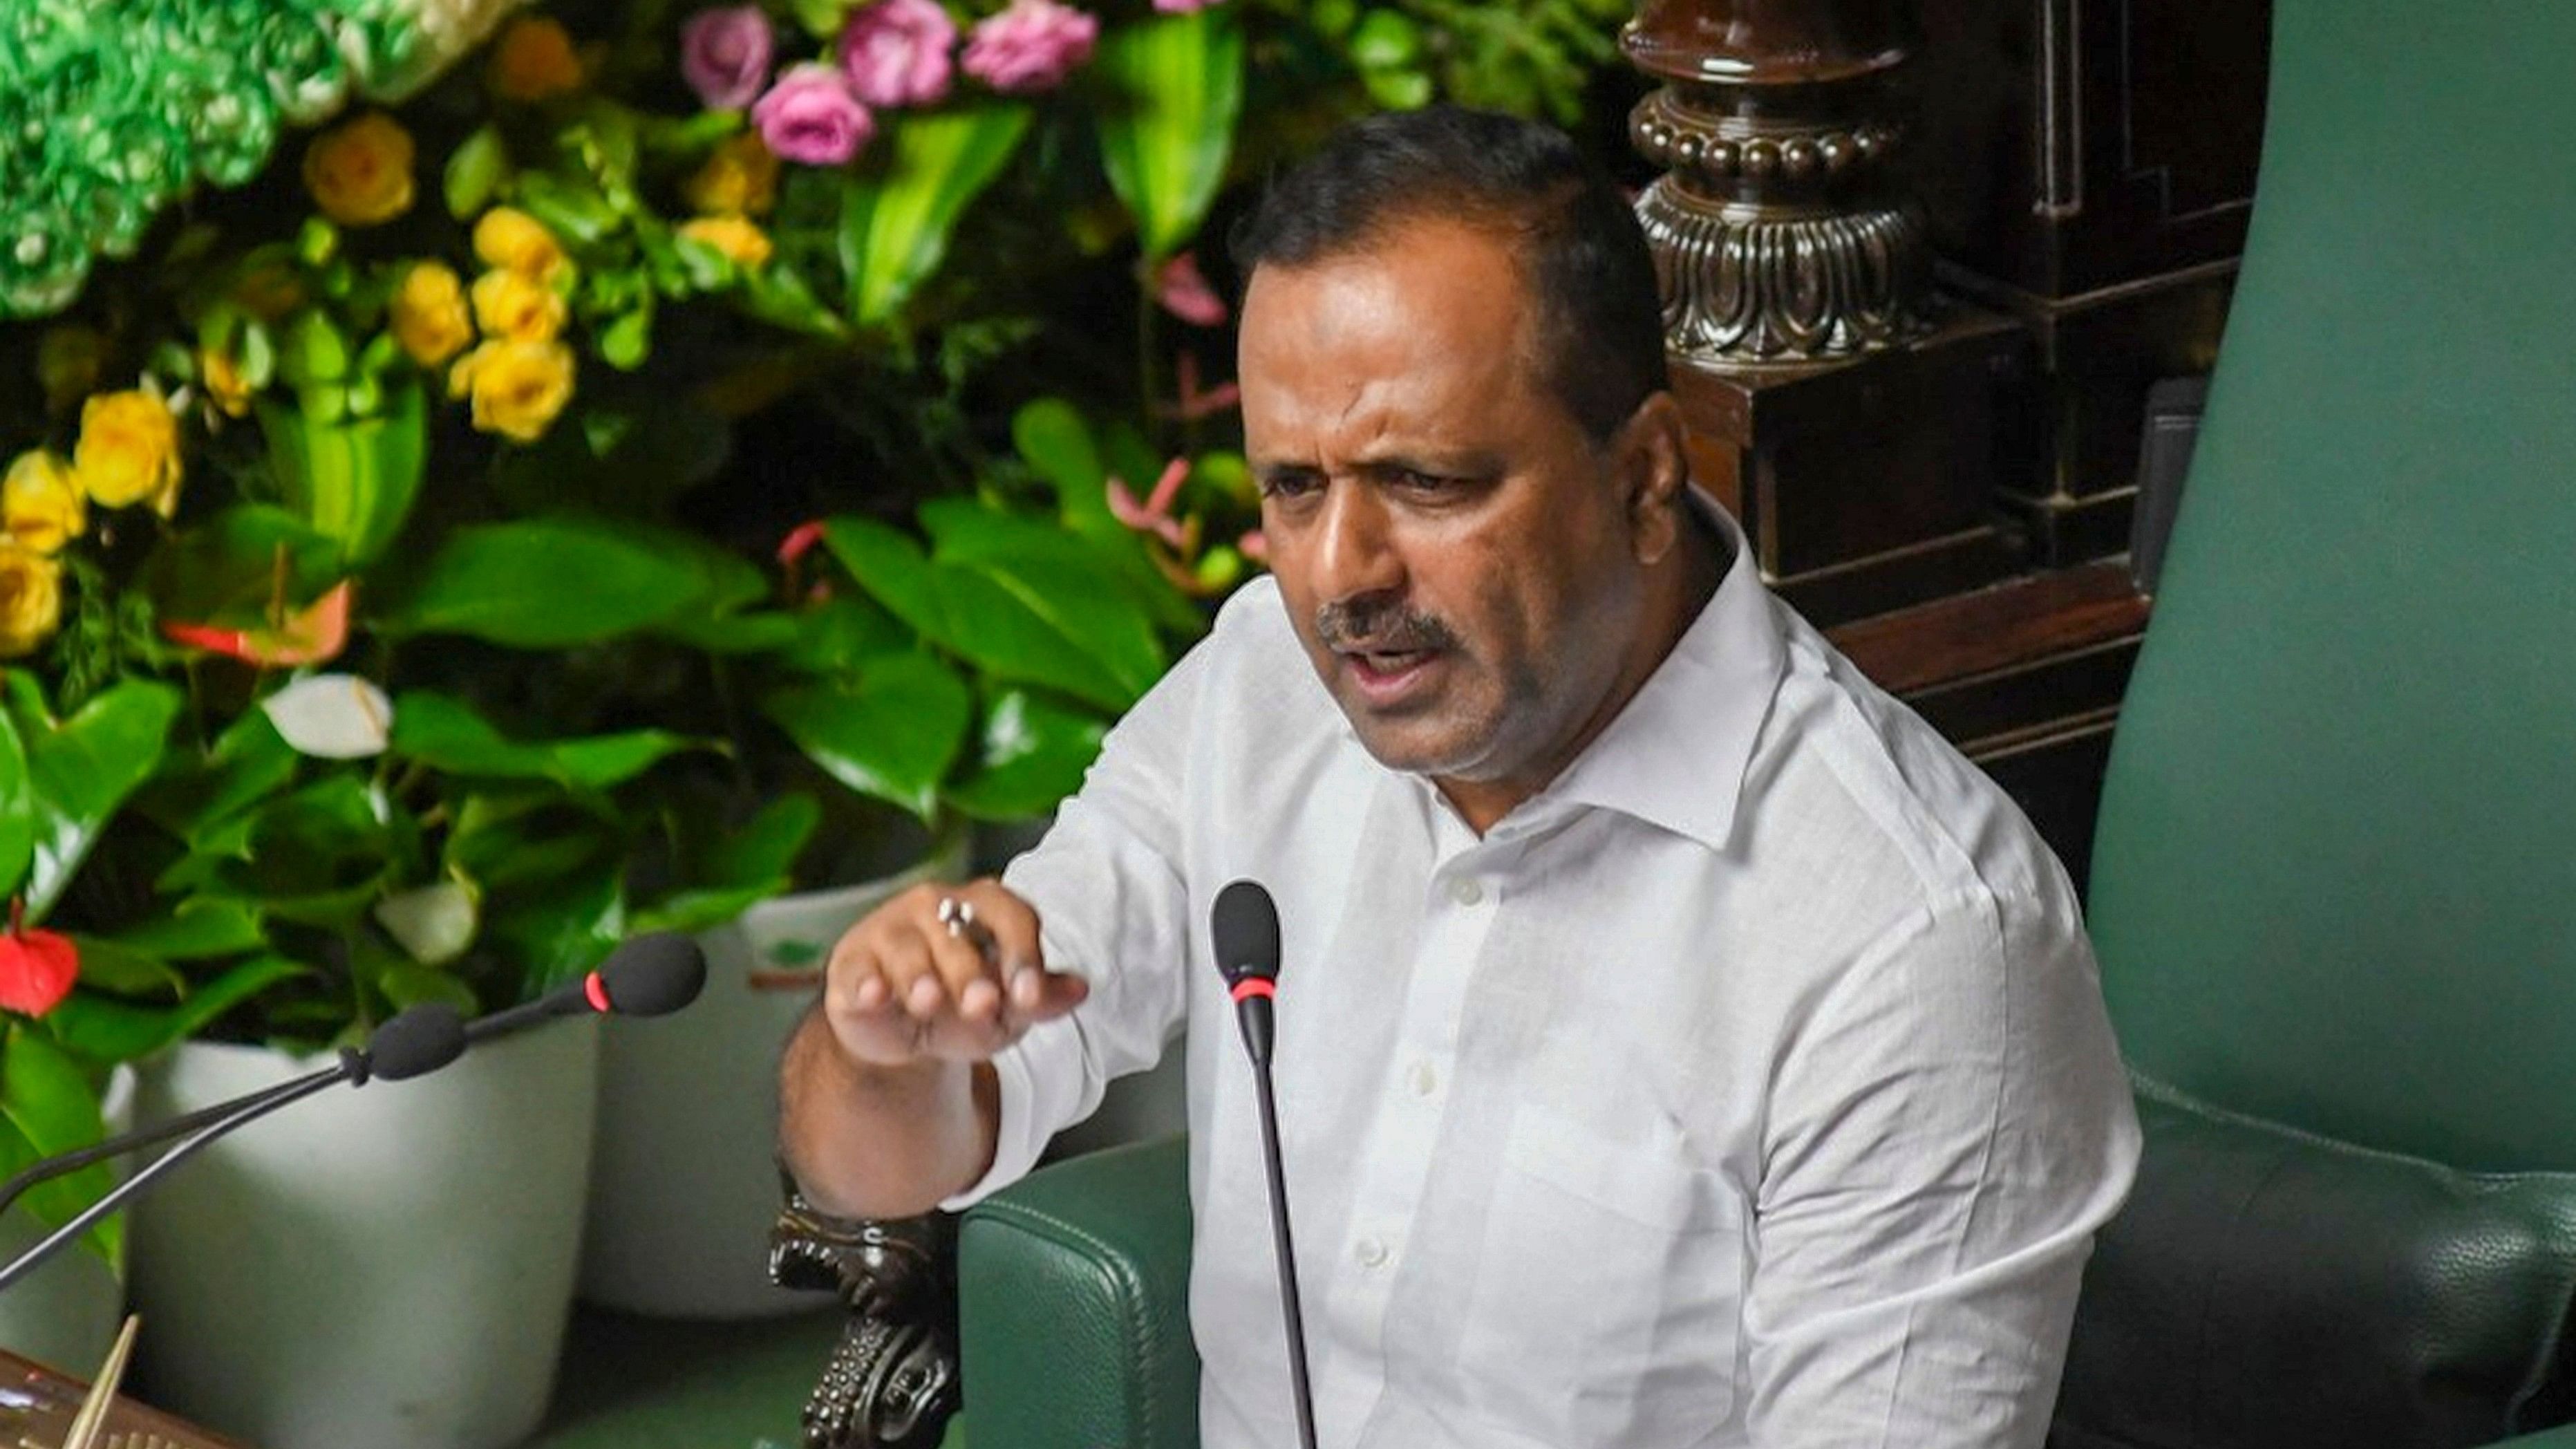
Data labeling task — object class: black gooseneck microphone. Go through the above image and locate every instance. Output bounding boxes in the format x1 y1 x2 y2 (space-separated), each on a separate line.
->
1212 879 1319 1449
0 1002 468 1294
0 932 707 1296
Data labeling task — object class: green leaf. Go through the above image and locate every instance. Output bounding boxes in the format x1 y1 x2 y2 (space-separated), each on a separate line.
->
1093 10 1246 260
42 955 304 1065
919 495 1199 634
945 687 1109 821
762 654 970 822
599 308 652 370
778 594 910 676
839 104 1033 326
1351 8 1424 68
0 701 31 901
630 792 821 935
486 854 626 997
256 379 429 568
1011 397 1112 530
142 505 344 626
444 789 620 893
97 900 267 960
1 1027 115 1266
17 681 184 921
276 308 350 387
68 936 184 998
515 171 620 245
787 0 847 37
819 518 1136 711
445 124 511 218
373 959 480 1015
373 518 713 647
200 776 406 928
134 709 299 839
389 691 702 790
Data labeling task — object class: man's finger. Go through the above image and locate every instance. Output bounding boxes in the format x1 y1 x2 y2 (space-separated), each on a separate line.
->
955 878 1046 978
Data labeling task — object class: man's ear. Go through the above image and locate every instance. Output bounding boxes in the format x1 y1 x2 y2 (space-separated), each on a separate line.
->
1618 391 1691 565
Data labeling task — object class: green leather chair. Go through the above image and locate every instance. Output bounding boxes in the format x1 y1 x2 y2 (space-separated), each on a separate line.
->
953 2 2576 1446
2047 1 2576 1446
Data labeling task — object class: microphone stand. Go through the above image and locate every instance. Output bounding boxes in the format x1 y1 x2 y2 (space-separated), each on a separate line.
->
0 1060 359 1293
1245 1036 1321 1449
0 1065 338 1222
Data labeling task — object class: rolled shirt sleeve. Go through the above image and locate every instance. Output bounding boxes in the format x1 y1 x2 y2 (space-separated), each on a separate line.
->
1742 886 2142 1447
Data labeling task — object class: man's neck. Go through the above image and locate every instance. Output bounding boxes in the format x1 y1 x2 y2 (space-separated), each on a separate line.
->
1435 512 1731 834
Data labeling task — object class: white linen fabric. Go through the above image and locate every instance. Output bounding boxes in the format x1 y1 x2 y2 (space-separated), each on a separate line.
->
950 502 2141 1448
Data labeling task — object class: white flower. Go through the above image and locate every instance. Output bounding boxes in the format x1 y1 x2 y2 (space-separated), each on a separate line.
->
261 673 395 758
375 881 478 965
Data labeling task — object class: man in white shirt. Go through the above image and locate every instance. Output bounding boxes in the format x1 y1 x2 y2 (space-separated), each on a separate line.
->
780 106 2139 1447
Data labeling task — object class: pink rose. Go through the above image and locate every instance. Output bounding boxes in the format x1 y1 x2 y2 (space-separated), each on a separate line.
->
961 0 1098 94
838 0 957 109
752 64 877 165
680 6 775 111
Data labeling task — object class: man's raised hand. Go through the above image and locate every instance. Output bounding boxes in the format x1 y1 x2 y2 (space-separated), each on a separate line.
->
821 879 1089 1068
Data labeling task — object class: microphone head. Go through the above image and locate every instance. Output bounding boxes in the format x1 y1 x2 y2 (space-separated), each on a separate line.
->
368 1004 467 1081
594 933 706 1018
1211 879 1281 987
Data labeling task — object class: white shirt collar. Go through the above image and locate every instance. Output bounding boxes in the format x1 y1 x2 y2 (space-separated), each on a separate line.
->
1533 494 1783 850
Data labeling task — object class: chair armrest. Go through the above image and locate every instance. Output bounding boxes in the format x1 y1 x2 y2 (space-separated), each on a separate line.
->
959 1134 1198 1449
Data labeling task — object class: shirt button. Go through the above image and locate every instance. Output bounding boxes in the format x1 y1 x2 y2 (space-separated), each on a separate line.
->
1355 1237 1391 1269
1449 877 1485 906
1407 1060 1438 1099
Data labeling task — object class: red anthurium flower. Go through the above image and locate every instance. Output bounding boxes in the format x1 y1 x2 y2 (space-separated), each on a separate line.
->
0 900 77 1018
1155 253 1228 328
162 581 354 667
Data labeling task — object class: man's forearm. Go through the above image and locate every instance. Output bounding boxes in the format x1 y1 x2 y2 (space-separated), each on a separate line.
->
778 1007 1001 1219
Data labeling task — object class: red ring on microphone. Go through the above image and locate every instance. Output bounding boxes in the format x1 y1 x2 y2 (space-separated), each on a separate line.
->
583 972 612 1014
1229 978 1276 1004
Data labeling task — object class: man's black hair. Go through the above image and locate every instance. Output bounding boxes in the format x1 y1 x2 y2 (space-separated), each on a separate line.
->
1230 104 1670 444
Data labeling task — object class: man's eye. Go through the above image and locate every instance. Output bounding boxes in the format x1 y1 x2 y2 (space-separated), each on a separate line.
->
1260 475 1319 501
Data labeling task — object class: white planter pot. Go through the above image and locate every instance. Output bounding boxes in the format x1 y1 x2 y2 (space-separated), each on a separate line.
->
0 1069 133 1374
580 848 961 1318
129 1023 598 1449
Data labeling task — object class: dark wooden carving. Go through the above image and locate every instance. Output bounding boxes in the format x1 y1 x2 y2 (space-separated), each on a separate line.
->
769 1186 961 1449
1626 0 1936 362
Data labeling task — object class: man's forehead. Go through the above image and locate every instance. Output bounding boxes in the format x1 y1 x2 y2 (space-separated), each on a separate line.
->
1238 221 1539 410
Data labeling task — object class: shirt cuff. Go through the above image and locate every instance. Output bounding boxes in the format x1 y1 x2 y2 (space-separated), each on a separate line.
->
936 1011 1091 1213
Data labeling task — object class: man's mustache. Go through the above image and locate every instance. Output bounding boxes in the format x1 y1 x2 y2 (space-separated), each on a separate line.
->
1314 597 1460 653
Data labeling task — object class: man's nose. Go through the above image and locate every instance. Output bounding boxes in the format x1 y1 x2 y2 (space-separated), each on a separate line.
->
1310 481 1404 605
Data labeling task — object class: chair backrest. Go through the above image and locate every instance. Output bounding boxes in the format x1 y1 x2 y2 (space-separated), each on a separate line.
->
2085 0 2576 1171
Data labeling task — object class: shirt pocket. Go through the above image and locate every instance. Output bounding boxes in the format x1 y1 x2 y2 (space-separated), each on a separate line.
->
1458 1105 1744 1446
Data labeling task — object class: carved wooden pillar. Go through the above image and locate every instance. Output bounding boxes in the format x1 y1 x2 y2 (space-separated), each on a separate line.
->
1628 0 2026 626
1626 0 1934 362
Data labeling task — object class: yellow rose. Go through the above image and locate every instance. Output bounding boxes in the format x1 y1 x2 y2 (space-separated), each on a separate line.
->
683 133 780 218
677 216 773 270
391 261 474 366
302 111 416 228
470 269 567 344
449 339 575 443
35 326 104 415
472 207 566 282
73 389 184 516
489 15 585 101
0 543 64 658
2 451 85 554
200 347 254 417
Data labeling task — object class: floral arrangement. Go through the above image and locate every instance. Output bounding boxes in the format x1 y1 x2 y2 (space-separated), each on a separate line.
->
0 0 1630 1267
